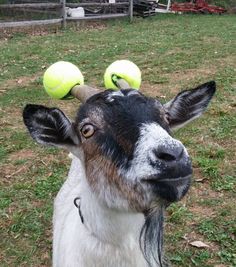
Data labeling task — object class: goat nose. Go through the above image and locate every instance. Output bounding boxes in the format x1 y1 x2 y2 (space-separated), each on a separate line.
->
154 144 184 162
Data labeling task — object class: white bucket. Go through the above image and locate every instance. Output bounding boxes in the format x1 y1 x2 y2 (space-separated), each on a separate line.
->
67 7 85 18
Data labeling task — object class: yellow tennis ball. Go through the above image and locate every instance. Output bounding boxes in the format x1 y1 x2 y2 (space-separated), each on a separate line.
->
104 60 141 90
43 61 84 99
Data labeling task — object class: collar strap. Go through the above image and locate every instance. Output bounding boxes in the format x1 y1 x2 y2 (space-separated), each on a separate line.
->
74 197 84 224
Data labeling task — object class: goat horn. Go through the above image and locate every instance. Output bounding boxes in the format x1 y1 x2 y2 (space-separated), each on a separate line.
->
71 78 130 103
115 79 130 90
71 85 101 103
110 74 131 90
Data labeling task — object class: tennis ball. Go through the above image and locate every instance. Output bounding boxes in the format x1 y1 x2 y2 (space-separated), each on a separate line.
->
43 61 84 99
104 60 141 90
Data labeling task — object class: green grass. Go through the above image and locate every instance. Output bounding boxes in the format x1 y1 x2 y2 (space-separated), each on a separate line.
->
0 14 235 266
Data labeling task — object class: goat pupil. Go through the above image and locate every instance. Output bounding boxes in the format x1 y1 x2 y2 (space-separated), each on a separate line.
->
81 125 94 137
84 128 89 134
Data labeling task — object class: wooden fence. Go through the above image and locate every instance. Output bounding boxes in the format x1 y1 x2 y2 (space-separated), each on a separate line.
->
0 0 133 29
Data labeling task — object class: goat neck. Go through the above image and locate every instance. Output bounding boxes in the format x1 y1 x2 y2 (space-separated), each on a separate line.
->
79 175 144 246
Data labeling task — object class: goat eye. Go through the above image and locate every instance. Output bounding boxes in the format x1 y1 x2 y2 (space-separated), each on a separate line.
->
80 124 95 138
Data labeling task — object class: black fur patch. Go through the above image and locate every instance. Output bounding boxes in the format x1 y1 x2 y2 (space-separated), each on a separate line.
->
165 81 216 128
139 206 165 267
23 104 78 146
76 90 169 168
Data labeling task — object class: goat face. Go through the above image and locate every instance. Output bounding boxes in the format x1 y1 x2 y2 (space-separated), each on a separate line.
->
23 81 216 212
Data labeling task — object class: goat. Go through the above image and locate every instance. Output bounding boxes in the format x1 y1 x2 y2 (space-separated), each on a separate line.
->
23 81 216 267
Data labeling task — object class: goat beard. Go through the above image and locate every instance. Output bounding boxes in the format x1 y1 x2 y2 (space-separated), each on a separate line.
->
139 203 168 267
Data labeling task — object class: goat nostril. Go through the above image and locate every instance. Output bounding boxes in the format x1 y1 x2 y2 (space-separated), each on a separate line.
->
154 146 184 162
156 152 176 161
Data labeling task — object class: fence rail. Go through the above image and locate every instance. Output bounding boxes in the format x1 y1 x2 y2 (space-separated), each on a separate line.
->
0 18 62 28
0 0 133 29
67 2 129 7
67 13 128 20
0 3 61 8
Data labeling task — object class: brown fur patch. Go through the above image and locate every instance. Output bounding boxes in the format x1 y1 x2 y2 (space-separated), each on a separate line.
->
83 142 147 211
116 134 134 157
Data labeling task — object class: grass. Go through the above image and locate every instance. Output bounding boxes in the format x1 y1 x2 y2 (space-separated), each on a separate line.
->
0 14 235 266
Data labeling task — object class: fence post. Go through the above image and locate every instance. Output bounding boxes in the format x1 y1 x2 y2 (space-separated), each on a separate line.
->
129 0 133 22
167 0 171 12
60 0 66 28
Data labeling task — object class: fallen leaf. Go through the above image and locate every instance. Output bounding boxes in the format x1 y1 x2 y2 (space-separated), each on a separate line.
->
190 240 210 248
195 178 206 182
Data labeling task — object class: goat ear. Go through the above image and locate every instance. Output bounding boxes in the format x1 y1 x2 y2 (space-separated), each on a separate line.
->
164 81 216 130
23 104 80 149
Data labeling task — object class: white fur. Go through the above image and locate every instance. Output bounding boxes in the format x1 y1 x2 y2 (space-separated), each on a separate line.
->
106 90 139 102
121 123 188 180
106 91 124 102
53 154 148 267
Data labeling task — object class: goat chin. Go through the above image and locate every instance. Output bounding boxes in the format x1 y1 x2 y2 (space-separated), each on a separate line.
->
140 204 170 267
